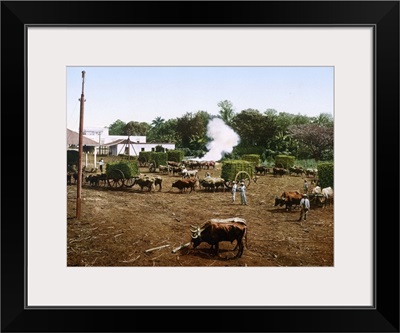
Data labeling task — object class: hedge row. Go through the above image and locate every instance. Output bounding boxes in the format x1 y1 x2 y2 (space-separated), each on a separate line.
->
316 162 334 189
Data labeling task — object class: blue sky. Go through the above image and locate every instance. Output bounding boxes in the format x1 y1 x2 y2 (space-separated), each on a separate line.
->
67 66 334 132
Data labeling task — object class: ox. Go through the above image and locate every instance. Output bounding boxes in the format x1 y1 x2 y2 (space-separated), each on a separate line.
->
199 177 226 192
153 176 163 191
171 178 197 193
201 161 216 169
310 186 333 207
305 168 318 177
167 161 181 168
182 169 199 179
68 172 82 185
133 176 155 191
190 218 248 258
289 166 304 176
273 167 289 177
320 186 333 207
158 165 169 174
85 174 99 186
274 190 302 211
255 165 268 175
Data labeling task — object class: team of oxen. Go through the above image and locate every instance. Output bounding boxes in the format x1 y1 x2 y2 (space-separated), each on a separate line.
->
274 186 334 211
255 165 318 178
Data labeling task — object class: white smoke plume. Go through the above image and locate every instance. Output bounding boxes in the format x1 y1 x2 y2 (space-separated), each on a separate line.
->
201 118 240 161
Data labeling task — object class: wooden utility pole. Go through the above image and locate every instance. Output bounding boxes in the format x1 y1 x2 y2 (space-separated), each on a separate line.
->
76 70 86 219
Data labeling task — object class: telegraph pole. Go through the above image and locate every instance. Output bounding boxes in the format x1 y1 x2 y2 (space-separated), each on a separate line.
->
76 70 86 219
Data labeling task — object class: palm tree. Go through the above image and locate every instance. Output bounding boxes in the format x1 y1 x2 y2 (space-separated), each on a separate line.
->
217 100 235 126
151 116 165 128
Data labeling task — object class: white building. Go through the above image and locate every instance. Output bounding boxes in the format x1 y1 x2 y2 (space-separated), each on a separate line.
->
83 126 146 145
106 138 176 156
81 126 175 156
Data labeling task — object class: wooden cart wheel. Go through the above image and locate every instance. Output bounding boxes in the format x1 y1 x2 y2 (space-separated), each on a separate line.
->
107 169 125 188
235 171 251 188
124 177 136 188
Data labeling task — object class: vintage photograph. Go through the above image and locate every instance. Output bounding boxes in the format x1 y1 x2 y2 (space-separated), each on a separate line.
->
66 66 334 267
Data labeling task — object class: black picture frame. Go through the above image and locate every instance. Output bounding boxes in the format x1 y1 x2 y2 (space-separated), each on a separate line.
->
2 1 399 332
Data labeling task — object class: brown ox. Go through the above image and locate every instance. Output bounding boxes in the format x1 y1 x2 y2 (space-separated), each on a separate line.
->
255 165 268 175
190 218 248 258
133 177 155 191
273 167 289 177
171 178 197 193
274 191 302 211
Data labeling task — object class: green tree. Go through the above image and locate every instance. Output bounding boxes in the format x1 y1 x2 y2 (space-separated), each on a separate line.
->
151 116 165 129
124 121 150 136
217 100 235 126
148 116 166 142
176 111 211 150
311 113 334 127
288 123 334 161
231 109 277 146
108 119 126 135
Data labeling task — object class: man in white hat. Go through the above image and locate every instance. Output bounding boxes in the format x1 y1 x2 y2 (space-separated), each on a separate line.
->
238 181 247 205
299 193 310 221
231 181 237 203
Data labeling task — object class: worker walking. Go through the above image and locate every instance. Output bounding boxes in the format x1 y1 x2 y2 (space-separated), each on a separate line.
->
298 194 310 221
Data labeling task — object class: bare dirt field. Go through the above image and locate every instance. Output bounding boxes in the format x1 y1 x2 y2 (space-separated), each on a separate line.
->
67 162 333 267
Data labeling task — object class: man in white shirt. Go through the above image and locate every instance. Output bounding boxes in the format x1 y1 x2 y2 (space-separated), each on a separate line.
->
298 194 310 221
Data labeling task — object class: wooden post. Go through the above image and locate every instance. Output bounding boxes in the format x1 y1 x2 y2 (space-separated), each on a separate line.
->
76 71 86 219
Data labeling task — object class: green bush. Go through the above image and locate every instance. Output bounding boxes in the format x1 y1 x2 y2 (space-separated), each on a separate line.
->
221 160 254 182
317 162 334 188
106 161 139 179
275 155 295 169
167 150 184 163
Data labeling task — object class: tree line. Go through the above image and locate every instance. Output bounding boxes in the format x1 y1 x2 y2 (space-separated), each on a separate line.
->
108 100 334 162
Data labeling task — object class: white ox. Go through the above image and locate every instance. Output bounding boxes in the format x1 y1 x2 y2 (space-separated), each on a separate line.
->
181 168 199 178
313 186 333 207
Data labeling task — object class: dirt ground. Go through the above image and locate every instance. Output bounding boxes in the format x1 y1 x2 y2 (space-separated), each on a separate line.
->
67 163 334 267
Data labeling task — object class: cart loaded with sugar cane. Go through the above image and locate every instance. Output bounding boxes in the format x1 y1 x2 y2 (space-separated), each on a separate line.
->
220 160 254 190
105 160 140 188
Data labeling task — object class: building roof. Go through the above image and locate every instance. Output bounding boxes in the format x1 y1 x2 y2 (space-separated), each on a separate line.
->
67 128 99 146
104 138 176 147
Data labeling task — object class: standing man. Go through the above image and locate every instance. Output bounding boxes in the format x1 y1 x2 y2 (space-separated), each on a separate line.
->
238 182 247 205
231 181 237 203
303 179 309 194
298 194 310 221
99 158 104 173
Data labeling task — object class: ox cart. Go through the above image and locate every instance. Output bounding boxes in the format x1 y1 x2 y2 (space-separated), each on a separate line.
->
105 161 140 188
221 160 254 190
